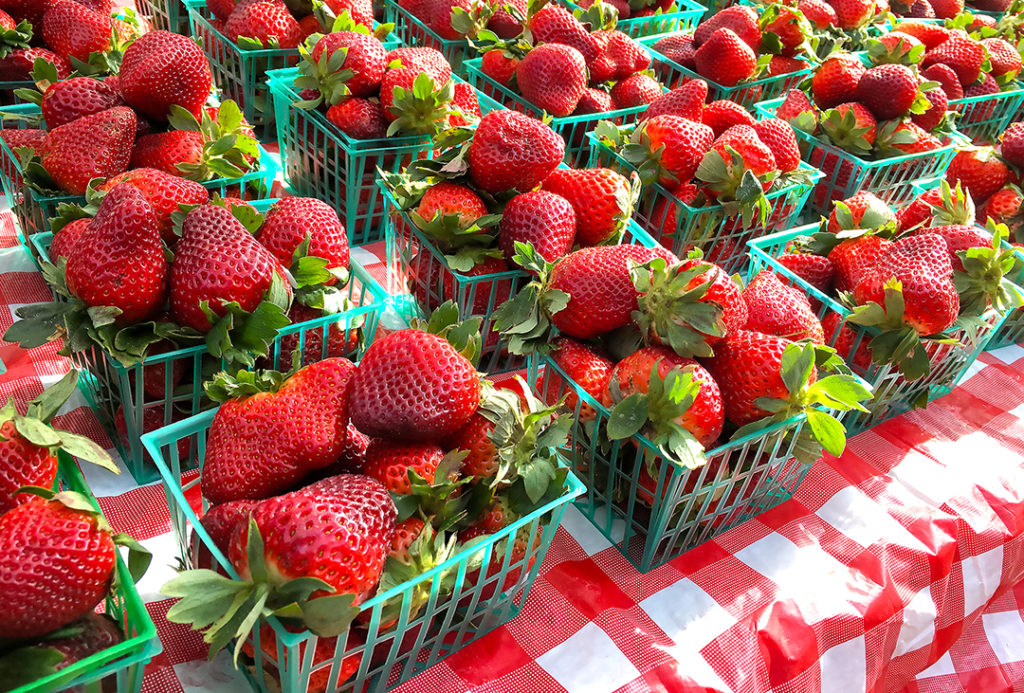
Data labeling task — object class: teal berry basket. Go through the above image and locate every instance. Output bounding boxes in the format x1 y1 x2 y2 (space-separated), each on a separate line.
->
556 0 706 39
754 97 960 215
381 180 661 375
587 127 823 274
30 213 389 484
135 0 189 33
462 46 687 168
526 353 812 572
10 452 162 693
747 224 1009 433
141 409 584 693
383 0 472 72
948 82 1024 143
266 67 504 246
0 102 278 254
637 34 814 110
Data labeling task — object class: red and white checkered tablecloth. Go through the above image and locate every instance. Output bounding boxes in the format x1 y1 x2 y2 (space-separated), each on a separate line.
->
5 202 1024 693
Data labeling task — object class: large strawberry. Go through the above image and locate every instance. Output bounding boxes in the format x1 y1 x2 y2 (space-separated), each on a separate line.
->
742 271 825 344
945 148 1010 207
41 106 136 195
811 53 866 109
119 31 213 121
298 30 387 105
224 0 302 48
0 47 70 82
921 35 984 86
542 167 635 246
498 190 576 265
201 358 355 504
256 197 350 281
516 43 587 117
694 28 757 87
538 337 614 421
363 439 446 494
467 110 564 194
641 80 707 123
626 114 715 187
41 0 111 63
98 168 210 243
693 5 761 48
40 77 123 130
528 5 600 62
856 63 921 120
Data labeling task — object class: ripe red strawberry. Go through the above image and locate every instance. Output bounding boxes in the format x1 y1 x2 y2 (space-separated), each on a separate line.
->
542 167 633 246
170 203 288 333
652 33 696 70
703 99 755 137
695 28 757 87
467 110 564 194
417 182 488 228
905 0 936 16
812 54 866 109
574 88 615 115
275 303 360 368
364 439 445 494
742 271 825 343
911 85 947 132
0 47 70 82
963 72 1000 100
799 0 837 28
1000 123 1024 170
66 184 168 324
763 6 807 56
927 0 963 17
49 218 90 262
601 346 724 447
980 187 1022 229
704 124 777 196
347 329 481 441
776 88 818 131
0 128 46 157
876 120 942 156
590 31 651 83
1 0 55 24
766 55 807 77
445 413 498 481
40 77 123 130
486 0 525 38
448 81 481 126
0 493 117 639
99 168 210 243
827 191 896 233
693 5 761 49
325 0 373 26
43 613 125 672
752 118 801 172
539 337 613 421
128 131 204 176
201 359 354 504
42 107 136 195
327 97 388 140
896 188 943 232
387 46 453 85
480 49 519 88
516 43 587 117
777 252 834 294
499 190 576 265
631 114 715 187
309 31 387 98
610 73 662 108
921 36 985 86
982 38 1022 81
913 224 990 271
922 63 963 100
831 236 894 294
945 148 1010 206
193 499 259 571
869 31 924 64
856 63 919 120
257 197 350 278
119 31 213 121
389 517 426 562
642 80 707 122
41 0 111 62
224 0 302 48
528 6 599 63
830 0 876 29
822 311 871 370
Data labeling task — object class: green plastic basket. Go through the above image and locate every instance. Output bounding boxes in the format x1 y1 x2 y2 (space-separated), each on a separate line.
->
557 0 706 38
587 127 823 274
747 224 1007 432
136 0 189 33
267 67 503 245
141 409 584 693
30 209 389 484
9 452 162 693
383 0 472 72
637 34 813 110
754 97 959 214
462 48 686 168
947 83 1024 143
526 352 811 572
0 102 278 250
381 181 662 374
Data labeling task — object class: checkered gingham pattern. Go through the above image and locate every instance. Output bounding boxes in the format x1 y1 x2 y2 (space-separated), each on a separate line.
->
5 200 1024 693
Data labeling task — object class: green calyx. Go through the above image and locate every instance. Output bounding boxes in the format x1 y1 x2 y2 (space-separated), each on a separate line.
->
49 179 107 234
288 233 352 315
928 180 976 227
865 36 925 66
695 147 774 229
163 518 361 663
409 301 484 366
167 101 261 182
954 220 1024 316
730 341 872 464
294 34 355 109
846 278 939 380
205 366 292 404
622 122 672 187
491 242 570 356
390 452 473 527
375 524 458 627
200 271 293 369
819 106 875 157
385 72 460 138
0 19 31 59
450 1 494 39
631 256 725 358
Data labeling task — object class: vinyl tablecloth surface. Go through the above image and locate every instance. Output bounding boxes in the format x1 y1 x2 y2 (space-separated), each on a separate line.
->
3 206 1024 693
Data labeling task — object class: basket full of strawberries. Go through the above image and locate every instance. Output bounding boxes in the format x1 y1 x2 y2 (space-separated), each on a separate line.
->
557 0 707 39
146 313 583 693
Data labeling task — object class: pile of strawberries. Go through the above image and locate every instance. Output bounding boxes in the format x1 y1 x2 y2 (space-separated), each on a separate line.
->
202 0 372 49
890 0 1006 19
395 0 526 41
945 122 1024 237
164 318 570 688
475 3 663 117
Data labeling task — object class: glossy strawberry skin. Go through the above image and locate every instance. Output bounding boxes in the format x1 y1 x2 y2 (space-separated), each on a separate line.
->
467 110 564 194
921 35 985 86
0 421 57 515
636 114 715 187
202 359 355 504
129 131 205 176
742 271 825 344
41 77 123 130
693 5 761 49
363 438 445 494
695 28 757 87
479 49 519 88
257 197 350 278
224 1 302 48
708 330 808 426
42 0 111 63
311 31 387 97
856 63 919 121
528 6 600 63
49 218 90 262
43 107 137 195
446 413 498 480
327 98 389 140
752 118 801 173
119 31 214 121
642 80 707 122
516 43 588 117
99 168 210 243
499 190 576 266
812 54 866 109
0 498 117 639
0 48 71 82
776 253 834 294
945 148 1010 206
193 499 260 571
542 168 631 247
829 235 893 293
540 337 614 421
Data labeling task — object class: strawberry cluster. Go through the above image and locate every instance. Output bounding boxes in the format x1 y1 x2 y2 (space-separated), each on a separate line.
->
204 0 371 48
944 123 1024 239
164 317 570 687
890 0 1002 19
396 0 527 42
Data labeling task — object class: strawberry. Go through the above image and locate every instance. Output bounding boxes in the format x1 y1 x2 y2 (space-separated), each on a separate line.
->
387 46 453 85
821 101 879 155
921 36 985 86
776 252 834 293
347 329 481 441
542 167 634 246
945 148 1010 206
695 28 757 87
875 120 942 156
752 118 801 172
41 0 111 62
99 168 210 243
66 184 168 324
811 53 866 109
224 0 302 48
927 0 963 17
601 346 724 447
486 0 525 37
921 63 963 100
980 187 1023 231
499 190 576 265
257 197 350 279
275 303 360 368
444 413 498 481
1001 123 1024 170
867 32 924 65
480 49 519 88
896 188 943 231
0 128 46 157
830 235 894 292
129 131 204 176
642 80 707 122
693 5 761 49
0 492 117 639
192 499 259 571
776 88 818 132
170 203 289 333
703 99 756 137
911 85 947 132
799 0 838 28
856 63 920 120
119 31 213 121
0 48 70 82
963 72 999 99
767 55 807 76
629 114 715 187
364 439 446 494
574 88 616 115
528 6 599 63
327 97 388 139
416 182 488 229
652 33 696 70
42 107 136 195
742 271 825 343
762 6 807 57
1 0 55 24
707 330 806 424
982 38 1022 81
448 81 481 126
325 0 373 25
467 110 564 194
516 43 588 117
201 359 354 504
389 517 427 562
913 224 990 271
610 73 662 108
40 77 123 130
827 191 896 234
702 124 777 198
590 31 651 83
305 31 387 100
41 613 125 672
539 337 613 421
829 0 876 29
49 218 90 262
